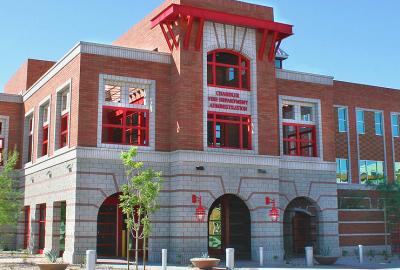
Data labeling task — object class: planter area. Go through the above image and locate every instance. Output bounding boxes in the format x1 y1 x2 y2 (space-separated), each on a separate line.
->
314 255 339 265
190 258 220 269
36 263 69 270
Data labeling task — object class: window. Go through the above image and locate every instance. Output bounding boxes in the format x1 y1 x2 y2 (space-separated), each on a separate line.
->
23 206 30 249
38 204 46 254
395 162 400 183
359 160 385 184
375 112 383 136
356 110 365 134
60 114 68 148
301 106 313 121
275 59 283 69
128 87 145 105
0 138 4 166
392 114 399 137
0 122 2 135
208 203 222 249
27 116 34 163
282 104 295 120
337 107 348 132
61 90 69 112
104 84 122 103
59 202 66 256
207 112 252 150
207 50 250 90
40 103 50 157
283 123 316 157
102 107 149 146
336 158 349 183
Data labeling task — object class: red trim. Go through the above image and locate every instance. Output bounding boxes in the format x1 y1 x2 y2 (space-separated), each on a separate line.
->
282 123 317 157
151 4 293 37
166 23 179 49
160 23 174 52
23 206 30 249
195 17 205 51
60 113 69 148
151 4 293 57
42 125 49 156
258 29 269 60
207 111 252 150
184 16 194 49
207 49 250 91
38 204 46 254
268 31 279 62
102 106 149 146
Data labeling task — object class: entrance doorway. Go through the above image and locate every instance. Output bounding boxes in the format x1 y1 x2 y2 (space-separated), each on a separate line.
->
208 194 251 260
283 197 319 256
96 193 144 258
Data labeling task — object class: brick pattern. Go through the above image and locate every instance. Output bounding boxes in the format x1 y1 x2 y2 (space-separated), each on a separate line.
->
358 110 385 161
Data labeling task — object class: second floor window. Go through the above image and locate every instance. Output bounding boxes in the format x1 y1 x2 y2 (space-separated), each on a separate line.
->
392 114 399 137
207 112 252 150
337 107 347 132
395 162 400 183
27 116 34 163
207 50 250 90
374 112 383 136
40 103 50 157
102 107 149 146
356 110 365 134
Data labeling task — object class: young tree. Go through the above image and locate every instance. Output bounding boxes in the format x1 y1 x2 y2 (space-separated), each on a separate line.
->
119 147 163 270
0 150 21 248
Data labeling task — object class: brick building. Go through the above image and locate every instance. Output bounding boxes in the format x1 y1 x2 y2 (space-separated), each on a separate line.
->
0 0 399 264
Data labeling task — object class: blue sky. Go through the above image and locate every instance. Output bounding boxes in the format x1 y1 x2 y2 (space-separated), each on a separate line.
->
0 0 399 91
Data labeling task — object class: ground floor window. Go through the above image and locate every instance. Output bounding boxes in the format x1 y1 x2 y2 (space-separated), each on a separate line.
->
23 206 30 249
207 112 251 150
102 107 149 146
359 160 385 184
395 162 400 183
38 204 46 254
336 158 349 183
59 202 66 256
282 123 317 157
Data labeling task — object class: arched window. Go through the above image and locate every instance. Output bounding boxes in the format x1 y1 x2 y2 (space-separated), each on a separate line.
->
207 50 250 90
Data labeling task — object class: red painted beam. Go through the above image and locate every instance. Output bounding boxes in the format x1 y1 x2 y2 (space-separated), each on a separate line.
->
166 23 179 49
258 29 269 60
160 23 174 52
195 17 205 51
183 16 194 49
151 4 293 38
268 31 279 62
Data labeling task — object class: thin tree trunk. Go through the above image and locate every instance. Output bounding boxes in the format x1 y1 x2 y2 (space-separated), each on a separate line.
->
135 214 141 270
143 237 147 270
127 213 130 270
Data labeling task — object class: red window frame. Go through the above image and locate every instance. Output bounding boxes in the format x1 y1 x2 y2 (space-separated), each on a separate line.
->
207 112 252 150
28 118 33 163
38 204 46 254
60 113 69 148
23 206 30 249
0 138 4 166
42 125 49 156
207 49 250 91
102 106 149 146
282 123 317 157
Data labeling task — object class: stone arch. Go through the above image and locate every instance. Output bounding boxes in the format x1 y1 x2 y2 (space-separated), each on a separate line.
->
283 196 321 257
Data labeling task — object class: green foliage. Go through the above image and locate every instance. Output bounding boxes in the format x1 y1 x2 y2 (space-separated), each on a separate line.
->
0 150 21 226
44 249 58 263
318 246 331 256
342 250 348 257
369 181 400 228
119 147 163 270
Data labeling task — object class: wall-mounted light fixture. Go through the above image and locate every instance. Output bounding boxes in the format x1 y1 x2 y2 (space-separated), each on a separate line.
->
192 194 205 222
196 166 205 171
258 169 267 174
265 196 279 222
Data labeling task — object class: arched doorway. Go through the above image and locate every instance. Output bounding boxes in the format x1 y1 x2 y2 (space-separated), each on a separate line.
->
96 193 144 258
208 194 251 260
283 197 320 257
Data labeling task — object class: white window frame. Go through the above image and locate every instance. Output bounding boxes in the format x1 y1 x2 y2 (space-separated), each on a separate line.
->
97 74 156 151
279 96 323 160
356 109 365 134
336 158 349 184
54 79 72 154
23 109 35 166
37 96 52 160
391 113 399 138
337 107 348 133
374 111 383 136
359 160 385 184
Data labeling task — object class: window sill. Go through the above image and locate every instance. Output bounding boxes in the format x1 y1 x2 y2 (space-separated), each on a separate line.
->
281 155 323 163
54 146 70 156
206 147 257 155
98 143 154 151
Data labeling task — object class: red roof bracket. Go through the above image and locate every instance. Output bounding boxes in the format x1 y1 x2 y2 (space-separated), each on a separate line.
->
258 29 269 60
184 16 194 49
268 31 279 62
195 18 205 51
160 23 174 52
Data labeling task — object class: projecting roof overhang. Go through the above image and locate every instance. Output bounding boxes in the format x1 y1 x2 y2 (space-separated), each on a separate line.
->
151 4 293 61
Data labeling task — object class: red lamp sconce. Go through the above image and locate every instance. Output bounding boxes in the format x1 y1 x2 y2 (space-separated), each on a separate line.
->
265 197 279 222
192 194 206 222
